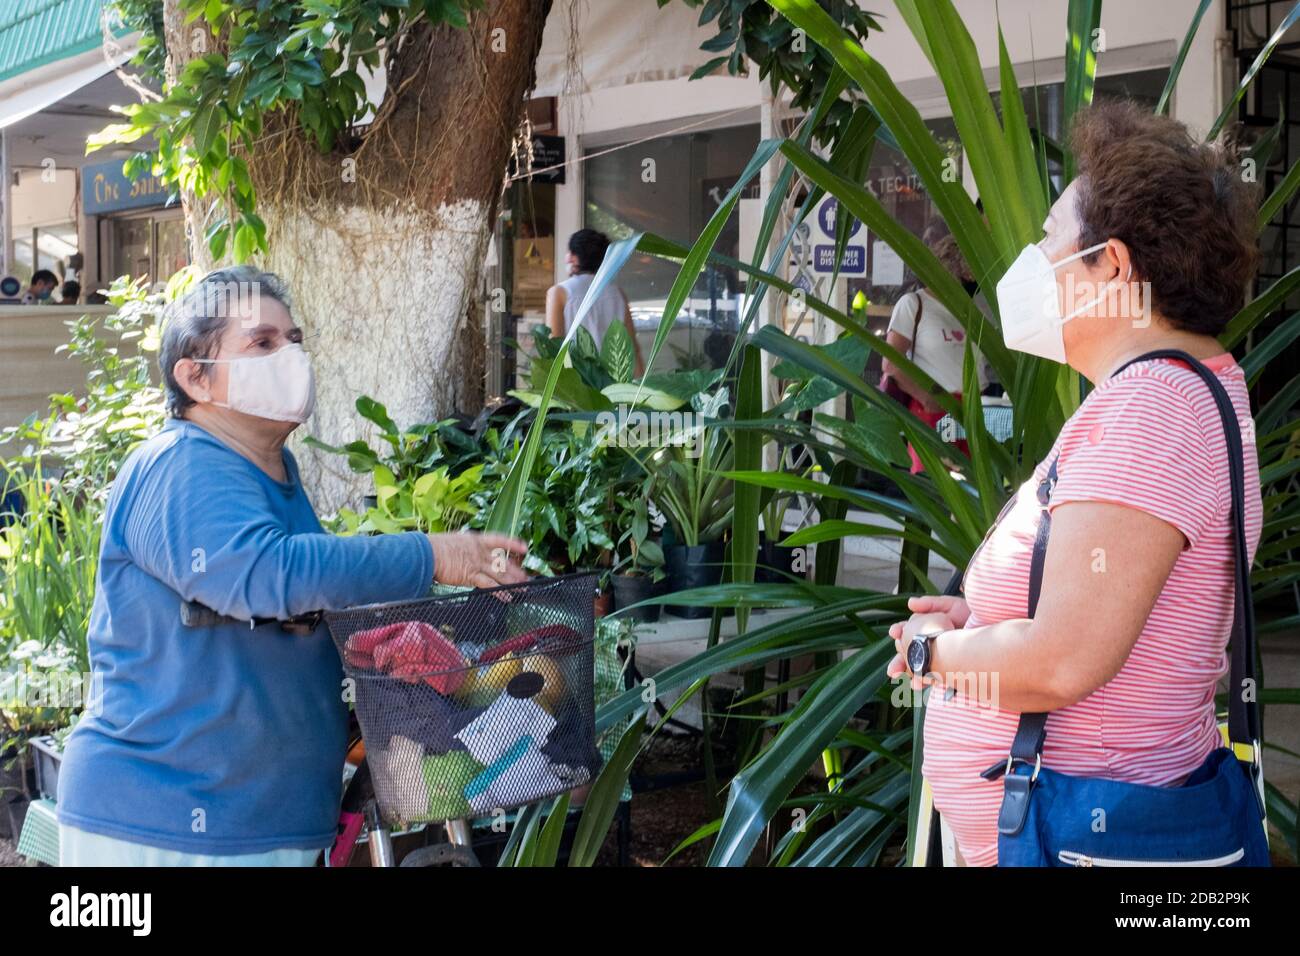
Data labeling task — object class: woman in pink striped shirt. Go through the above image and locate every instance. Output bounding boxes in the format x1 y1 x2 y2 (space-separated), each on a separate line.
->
887 102 1263 866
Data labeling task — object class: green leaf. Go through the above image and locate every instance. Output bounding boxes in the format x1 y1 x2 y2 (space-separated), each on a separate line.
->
708 640 894 865
1210 2 1300 139
206 222 229 261
1259 155 1300 233
1157 0 1214 116
232 222 257 262
1062 0 1102 178
600 319 636 382
191 103 223 157
355 395 398 434
731 346 763 630
998 25 1048 225
768 0 1000 296
568 714 645 866
1221 263 1300 349
912 0 1037 257
599 384 684 410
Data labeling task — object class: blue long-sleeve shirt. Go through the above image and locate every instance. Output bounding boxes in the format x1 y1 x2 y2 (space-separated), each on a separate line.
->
57 418 434 854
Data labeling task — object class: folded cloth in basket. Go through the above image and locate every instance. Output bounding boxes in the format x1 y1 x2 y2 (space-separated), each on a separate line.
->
355 679 485 755
423 750 484 820
343 621 469 695
479 624 586 663
455 690 556 764
463 735 591 815
367 734 428 822
540 697 604 776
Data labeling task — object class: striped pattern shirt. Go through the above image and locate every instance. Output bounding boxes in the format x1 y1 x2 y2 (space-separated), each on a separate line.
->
922 353 1261 866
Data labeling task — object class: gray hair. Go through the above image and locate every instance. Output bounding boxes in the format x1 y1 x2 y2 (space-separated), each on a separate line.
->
160 266 293 417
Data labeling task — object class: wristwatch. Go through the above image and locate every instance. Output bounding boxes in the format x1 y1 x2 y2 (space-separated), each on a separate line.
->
906 629 943 678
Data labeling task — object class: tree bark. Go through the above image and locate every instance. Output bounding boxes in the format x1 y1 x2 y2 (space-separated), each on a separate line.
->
162 1 217 274
246 1 550 512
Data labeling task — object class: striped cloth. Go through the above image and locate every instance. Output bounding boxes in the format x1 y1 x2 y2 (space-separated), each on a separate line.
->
922 353 1262 867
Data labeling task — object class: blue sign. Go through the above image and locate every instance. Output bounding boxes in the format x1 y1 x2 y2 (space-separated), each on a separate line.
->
813 244 864 274
82 158 177 215
816 198 861 241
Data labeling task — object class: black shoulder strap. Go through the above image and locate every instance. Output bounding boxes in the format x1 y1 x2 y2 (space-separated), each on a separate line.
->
989 349 1259 834
908 293 924 359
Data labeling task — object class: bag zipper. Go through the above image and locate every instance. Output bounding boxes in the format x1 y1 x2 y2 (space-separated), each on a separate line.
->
1058 848 1244 867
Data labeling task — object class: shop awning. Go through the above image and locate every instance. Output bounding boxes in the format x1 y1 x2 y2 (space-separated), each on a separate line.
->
0 0 136 130
533 0 721 97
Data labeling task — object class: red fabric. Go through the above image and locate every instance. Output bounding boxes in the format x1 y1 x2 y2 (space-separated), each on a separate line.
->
906 394 968 474
480 623 584 662
344 621 468 695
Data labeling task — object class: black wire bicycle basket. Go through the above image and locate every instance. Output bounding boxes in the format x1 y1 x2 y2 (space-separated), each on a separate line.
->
324 572 601 826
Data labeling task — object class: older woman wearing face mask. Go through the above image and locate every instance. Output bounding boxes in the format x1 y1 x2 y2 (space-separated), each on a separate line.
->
56 266 528 866
888 102 1267 866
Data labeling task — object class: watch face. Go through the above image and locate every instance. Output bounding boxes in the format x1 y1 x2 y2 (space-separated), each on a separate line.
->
907 637 928 675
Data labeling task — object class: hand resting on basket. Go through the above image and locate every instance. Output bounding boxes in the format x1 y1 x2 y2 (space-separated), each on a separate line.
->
427 532 529 591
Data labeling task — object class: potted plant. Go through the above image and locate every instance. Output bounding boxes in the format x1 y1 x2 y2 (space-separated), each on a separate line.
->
757 467 815 584
647 389 734 618
471 419 619 587
610 485 666 622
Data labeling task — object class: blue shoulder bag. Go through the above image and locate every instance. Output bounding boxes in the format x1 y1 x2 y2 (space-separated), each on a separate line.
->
989 349 1270 867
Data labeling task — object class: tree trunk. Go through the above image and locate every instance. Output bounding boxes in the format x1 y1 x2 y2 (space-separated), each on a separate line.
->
162 1 217 274
248 1 550 513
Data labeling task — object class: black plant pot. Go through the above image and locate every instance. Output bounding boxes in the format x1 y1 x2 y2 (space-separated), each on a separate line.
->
6 797 30 842
664 541 726 619
757 541 804 584
612 573 662 623
0 751 35 840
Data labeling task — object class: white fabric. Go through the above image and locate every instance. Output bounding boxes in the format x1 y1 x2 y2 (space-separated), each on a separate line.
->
197 343 317 423
533 0 719 98
887 290 984 394
456 692 556 764
559 272 624 349
58 824 319 867
0 42 137 131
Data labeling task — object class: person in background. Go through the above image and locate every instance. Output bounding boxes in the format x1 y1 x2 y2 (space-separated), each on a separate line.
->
880 223 986 473
21 269 59 304
59 280 81 305
547 229 645 374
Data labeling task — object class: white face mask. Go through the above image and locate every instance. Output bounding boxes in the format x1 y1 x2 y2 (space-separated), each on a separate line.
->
194 343 316 423
994 241 1130 363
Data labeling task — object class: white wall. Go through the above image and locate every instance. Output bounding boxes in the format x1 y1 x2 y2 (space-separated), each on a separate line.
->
10 167 78 231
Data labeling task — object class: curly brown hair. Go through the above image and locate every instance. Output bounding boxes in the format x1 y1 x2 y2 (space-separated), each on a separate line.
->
1069 100 1260 335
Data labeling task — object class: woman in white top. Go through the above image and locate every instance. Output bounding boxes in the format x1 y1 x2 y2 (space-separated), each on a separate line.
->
547 229 645 375
880 224 986 473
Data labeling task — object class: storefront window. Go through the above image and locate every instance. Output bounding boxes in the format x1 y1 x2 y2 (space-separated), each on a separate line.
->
156 218 190 281
584 123 761 370
9 223 78 285
103 212 189 286
107 217 152 283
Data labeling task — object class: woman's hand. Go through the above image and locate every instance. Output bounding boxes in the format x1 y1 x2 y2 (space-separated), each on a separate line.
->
427 532 529 590
905 594 971 628
885 595 970 689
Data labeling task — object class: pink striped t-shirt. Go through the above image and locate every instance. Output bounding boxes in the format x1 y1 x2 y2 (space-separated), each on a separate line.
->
922 354 1261 867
